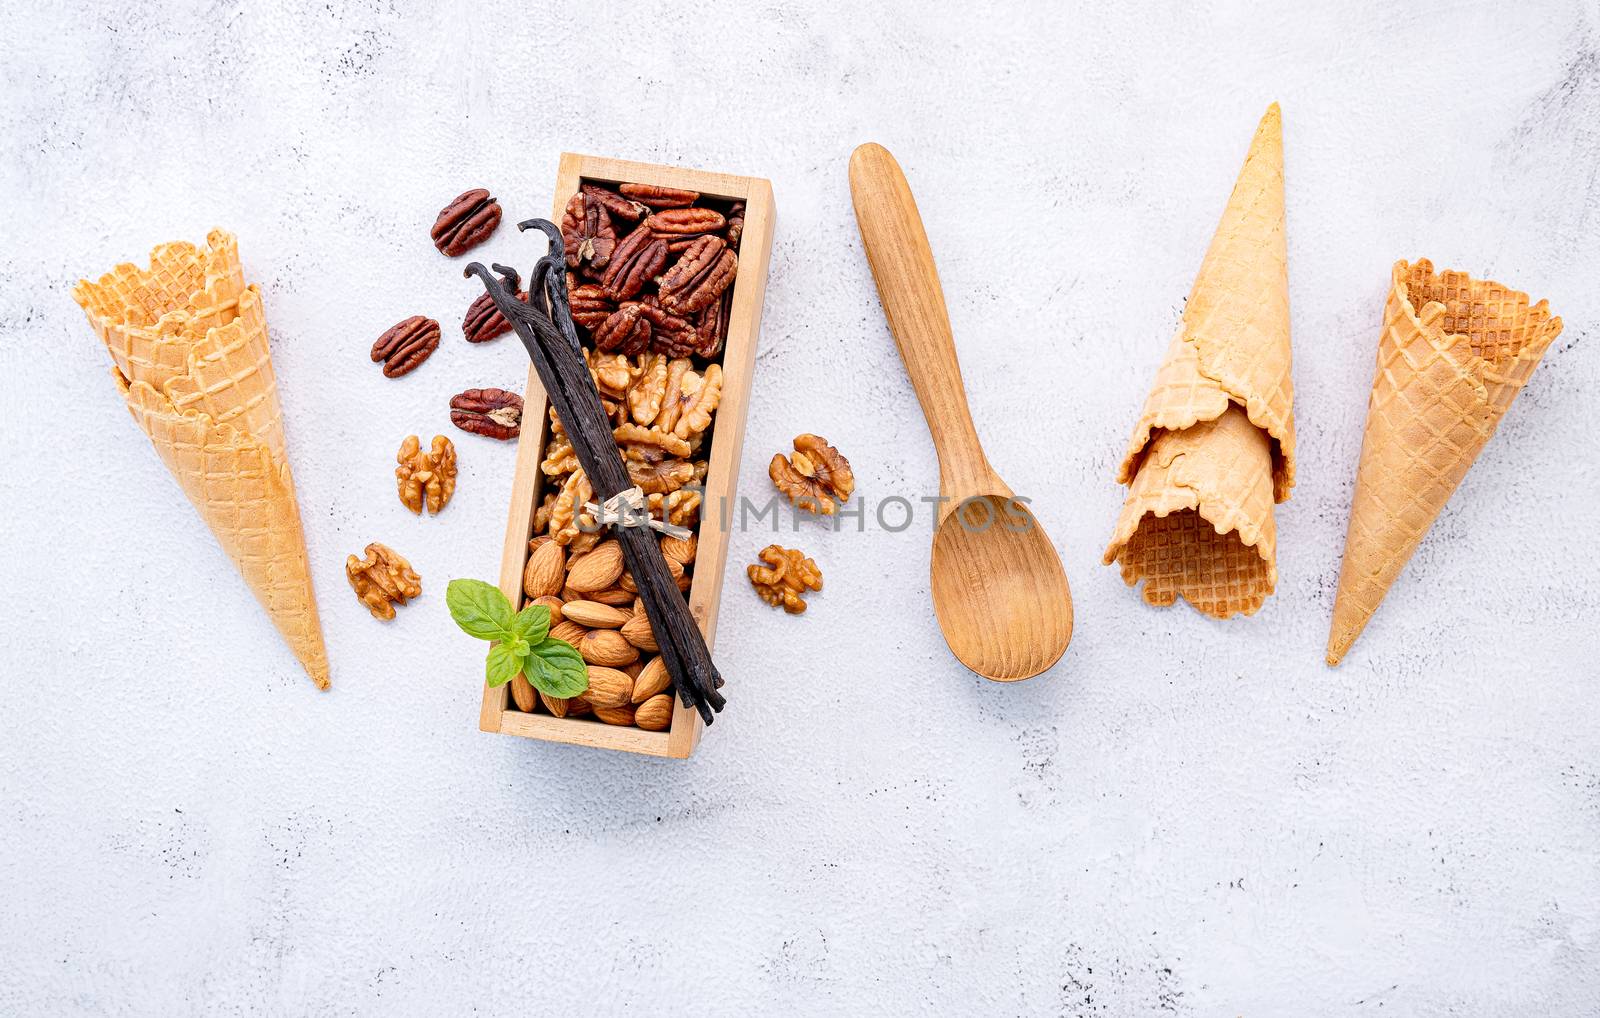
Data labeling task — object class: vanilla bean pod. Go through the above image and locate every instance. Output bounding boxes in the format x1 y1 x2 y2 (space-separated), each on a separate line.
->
465 219 725 723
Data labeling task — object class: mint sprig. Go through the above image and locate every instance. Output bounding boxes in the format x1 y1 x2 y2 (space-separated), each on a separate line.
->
447 579 588 698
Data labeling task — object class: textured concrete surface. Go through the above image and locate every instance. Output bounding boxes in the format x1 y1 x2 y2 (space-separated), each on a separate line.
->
3 1 1599 1014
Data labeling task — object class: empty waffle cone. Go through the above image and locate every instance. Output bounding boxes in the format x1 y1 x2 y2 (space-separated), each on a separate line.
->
75 231 329 689
1104 103 1295 618
1325 260 1562 666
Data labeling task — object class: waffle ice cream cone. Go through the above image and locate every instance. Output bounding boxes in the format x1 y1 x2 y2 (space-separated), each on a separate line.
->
1104 103 1295 618
74 231 329 689
1325 260 1562 666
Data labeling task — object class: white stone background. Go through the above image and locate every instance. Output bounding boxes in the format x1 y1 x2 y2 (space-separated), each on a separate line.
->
2 0 1598 1014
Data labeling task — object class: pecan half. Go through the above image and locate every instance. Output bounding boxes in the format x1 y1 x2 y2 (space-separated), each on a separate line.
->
638 303 699 358
431 188 501 256
601 228 670 301
583 184 649 223
695 292 730 359
462 289 526 343
619 183 698 208
593 303 651 355
371 316 440 377
568 283 616 330
449 388 523 440
725 201 745 251
657 235 737 315
560 191 616 276
646 208 726 235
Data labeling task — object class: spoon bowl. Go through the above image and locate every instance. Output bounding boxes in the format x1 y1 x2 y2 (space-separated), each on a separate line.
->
930 495 1074 681
850 142 1074 681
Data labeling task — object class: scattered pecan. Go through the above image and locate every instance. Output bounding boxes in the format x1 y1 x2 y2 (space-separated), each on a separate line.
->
593 303 651 355
568 283 615 330
347 543 422 621
371 316 440 377
449 388 523 440
638 303 700 358
748 545 822 614
619 183 698 208
770 434 854 515
646 208 726 235
657 235 737 315
431 188 501 256
725 201 745 251
601 227 670 301
560 191 617 275
462 289 526 343
396 434 458 514
694 292 730 359
583 184 649 222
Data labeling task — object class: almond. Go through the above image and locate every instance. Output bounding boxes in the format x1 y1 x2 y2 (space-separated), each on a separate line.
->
583 666 633 709
510 674 536 713
522 539 566 599
622 659 645 679
549 620 589 646
590 585 635 606
532 595 564 625
621 609 658 652
631 655 670 703
563 600 629 628
578 629 639 667
539 689 572 718
565 540 624 592
634 693 673 731
593 704 637 726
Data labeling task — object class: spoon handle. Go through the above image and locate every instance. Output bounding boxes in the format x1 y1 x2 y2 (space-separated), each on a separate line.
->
849 142 995 498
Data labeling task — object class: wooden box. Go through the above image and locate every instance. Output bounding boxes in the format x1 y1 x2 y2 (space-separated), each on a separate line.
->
478 154 774 758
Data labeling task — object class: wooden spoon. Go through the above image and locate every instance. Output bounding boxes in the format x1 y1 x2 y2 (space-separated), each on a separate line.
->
849 142 1073 681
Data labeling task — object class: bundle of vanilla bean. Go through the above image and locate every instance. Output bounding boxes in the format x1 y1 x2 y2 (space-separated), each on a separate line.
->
465 220 726 723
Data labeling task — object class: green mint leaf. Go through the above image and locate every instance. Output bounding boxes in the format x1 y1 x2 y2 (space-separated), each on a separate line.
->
484 642 522 688
522 637 588 699
509 602 551 645
447 579 515 641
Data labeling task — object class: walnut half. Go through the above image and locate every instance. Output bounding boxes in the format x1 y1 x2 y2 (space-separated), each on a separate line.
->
747 544 823 614
397 434 457 515
347 543 422 620
770 434 854 515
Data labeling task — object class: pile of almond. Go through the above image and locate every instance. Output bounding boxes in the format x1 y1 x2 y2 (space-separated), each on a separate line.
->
518 529 694 730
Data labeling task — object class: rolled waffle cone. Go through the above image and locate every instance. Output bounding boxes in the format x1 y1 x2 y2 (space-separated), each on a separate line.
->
1104 103 1294 618
75 231 329 689
1325 260 1562 666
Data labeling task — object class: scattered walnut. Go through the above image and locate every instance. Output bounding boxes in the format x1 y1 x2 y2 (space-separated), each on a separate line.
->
397 434 457 515
628 354 668 425
671 362 722 440
587 350 637 399
541 414 579 477
770 434 854 515
747 545 822 614
614 422 692 459
649 489 702 529
549 469 594 546
346 543 422 620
